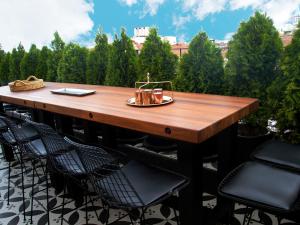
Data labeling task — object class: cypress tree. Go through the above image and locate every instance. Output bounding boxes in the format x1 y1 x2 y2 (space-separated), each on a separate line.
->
86 29 109 85
20 44 40 79
57 43 87 83
272 22 300 143
9 43 25 81
105 29 138 87
175 32 224 94
224 12 283 127
47 32 65 81
139 28 178 81
36 46 51 80
0 52 10 85
0 46 5 85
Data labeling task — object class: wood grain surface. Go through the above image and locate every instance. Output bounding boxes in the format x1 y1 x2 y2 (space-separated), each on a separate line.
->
0 82 258 143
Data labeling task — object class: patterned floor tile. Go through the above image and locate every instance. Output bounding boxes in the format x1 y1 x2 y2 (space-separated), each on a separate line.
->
0 148 298 225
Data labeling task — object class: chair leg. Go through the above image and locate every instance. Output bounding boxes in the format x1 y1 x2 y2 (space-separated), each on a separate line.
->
105 206 110 225
61 184 66 225
140 208 146 225
129 212 135 225
30 161 35 224
173 208 180 225
277 216 282 225
88 193 99 219
243 208 254 225
7 161 11 205
45 164 50 225
85 193 88 225
20 151 26 222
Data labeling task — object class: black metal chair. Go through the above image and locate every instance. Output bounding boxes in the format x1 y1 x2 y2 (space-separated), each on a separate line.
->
218 161 300 225
76 142 189 225
252 139 300 172
25 119 117 225
0 115 42 222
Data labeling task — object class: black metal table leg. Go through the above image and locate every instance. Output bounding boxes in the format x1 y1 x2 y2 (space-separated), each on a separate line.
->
54 114 74 136
177 142 203 225
215 123 238 223
82 121 99 144
101 124 117 148
38 110 55 128
31 109 55 128
177 123 238 225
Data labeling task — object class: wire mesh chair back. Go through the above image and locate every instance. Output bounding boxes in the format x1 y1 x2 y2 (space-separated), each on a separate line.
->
0 115 28 143
66 137 117 175
74 140 145 208
24 119 71 155
24 119 82 176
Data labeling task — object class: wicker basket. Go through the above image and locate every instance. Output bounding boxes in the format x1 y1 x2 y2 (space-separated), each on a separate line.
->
9 75 45 92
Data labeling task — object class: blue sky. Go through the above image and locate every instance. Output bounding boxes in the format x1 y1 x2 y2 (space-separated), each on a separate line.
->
0 0 299 51
90 0 253 42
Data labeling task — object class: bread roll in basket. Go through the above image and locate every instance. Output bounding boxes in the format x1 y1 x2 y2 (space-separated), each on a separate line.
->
9 75 45 92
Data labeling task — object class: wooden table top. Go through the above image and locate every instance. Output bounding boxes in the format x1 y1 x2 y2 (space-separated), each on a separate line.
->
0 82 258 143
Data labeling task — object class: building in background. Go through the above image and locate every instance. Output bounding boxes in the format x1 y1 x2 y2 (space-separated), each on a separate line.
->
171 43 189 57
132 27 185 56
132 27 177 45
279 15 300 46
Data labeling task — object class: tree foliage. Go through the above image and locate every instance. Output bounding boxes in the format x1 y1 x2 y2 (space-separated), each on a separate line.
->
224 12 283 127
105 29 138 87
139 28 178 81
175 32 224 94
58 43 87 83
0 46 4 69
0 52 10 85
270 22 300 143
36 46 51 80
86 30 109 85
20 44 40 79
9 43 25 81
0 46 6 85
47 32 65 81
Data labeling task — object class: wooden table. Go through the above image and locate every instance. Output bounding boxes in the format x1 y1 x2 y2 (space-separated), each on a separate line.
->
0 82 258 224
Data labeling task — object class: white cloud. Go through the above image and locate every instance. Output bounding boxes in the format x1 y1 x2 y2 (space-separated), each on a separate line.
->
139 0 165 17
258 0 300 29
120 0 165 16
224 32 235 40
177 0 300 30
0 0 94 51
182 0 228 20
106 33 114 44
229 0 265 10
118 0 300 30
173 15 191 30
178 33 187 42
119 0 138 6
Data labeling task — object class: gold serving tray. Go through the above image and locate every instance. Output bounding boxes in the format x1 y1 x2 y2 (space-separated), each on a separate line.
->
127 95 174 107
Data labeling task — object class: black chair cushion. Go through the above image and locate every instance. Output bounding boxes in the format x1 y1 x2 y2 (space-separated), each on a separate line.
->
2 130 16 145
219 161 300 212
54 150 86 175
0 119 7 131
252 140 300 172
1 124 39 145
95 161 187 208
17 123 40 141
24 139 47 157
